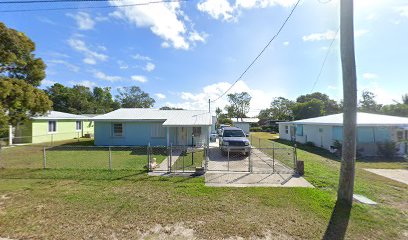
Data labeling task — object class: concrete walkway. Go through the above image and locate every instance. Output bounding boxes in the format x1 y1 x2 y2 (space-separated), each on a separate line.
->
205 172 313 187
154 150 182 172
364 168 408 185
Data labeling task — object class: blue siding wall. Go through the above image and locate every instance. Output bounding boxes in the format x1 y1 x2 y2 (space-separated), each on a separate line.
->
331 126 391 143
94 121 167 146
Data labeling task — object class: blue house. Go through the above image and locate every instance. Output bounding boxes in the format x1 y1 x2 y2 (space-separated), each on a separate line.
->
92 108 212 146
279 112 408 157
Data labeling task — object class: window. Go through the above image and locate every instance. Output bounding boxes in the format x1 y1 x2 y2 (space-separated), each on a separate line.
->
193 127 202 137
76 121 82 131
296 125 303 136
151 123 165 138
285 126 289 134
112 123 123 137
223 130 245 137
48 121 57 133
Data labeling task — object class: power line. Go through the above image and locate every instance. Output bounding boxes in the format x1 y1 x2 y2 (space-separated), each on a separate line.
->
310 27 339 92
0 0 187 12
0 0 127 4
211 0 301 103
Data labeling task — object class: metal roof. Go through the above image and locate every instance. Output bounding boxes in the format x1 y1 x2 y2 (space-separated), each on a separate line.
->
279 112 408 126
231 117 259 123
93 108 212 126
31 111 87 120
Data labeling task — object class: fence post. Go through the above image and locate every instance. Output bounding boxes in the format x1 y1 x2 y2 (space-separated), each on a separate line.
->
147 143 151 172
293 144 298 172
51 134 54 146
248 147 251 172
43 146 47 169
169 144 172 173
227 147 230 172
258 138 261 148
109 147 112 171
77 132 80 142
272 142 275 172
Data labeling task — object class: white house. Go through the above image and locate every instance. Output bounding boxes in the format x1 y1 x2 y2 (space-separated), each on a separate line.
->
278 112 408 157
231 118 259 134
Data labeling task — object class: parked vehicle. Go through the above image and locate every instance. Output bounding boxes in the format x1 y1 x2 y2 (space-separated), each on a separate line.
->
210 131 218 142
219 127 250 156
217 124 230 136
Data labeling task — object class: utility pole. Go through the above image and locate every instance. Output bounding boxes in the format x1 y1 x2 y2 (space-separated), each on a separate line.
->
337 0 357 205
208 99 211 113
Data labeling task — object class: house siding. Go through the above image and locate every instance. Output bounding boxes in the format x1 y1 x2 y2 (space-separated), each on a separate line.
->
279 123 407 157
233 122 250 134
94 121 210 147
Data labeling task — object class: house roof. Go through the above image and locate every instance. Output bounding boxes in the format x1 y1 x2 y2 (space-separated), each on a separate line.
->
231 118 259 123
279 112 408 126
92 108 212 126
31 111 87 120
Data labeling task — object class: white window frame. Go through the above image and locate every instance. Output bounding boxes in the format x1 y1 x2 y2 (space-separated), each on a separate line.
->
48 121 57 133
76 121 82 131
151 123 166 138
112 123 124 137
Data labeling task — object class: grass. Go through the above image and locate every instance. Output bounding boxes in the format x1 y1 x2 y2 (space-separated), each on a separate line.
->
0 139 166 170
0 133 407 239
172 148 204 171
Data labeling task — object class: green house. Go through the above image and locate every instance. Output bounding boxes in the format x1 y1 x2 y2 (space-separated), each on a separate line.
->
13 111 95 144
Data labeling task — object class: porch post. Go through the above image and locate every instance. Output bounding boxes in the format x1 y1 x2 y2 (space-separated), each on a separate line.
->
166 127 170 147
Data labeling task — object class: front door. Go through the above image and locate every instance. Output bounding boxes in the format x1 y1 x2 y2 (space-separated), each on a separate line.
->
177 127 187 146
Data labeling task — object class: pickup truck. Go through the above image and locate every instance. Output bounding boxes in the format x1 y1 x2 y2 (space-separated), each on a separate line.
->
219 127 251 156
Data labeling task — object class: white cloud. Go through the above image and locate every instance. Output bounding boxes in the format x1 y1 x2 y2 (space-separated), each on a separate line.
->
155 93 166 99
110 0 202 50
197 0 297 21
302 30 337 41
131 75 148 83
283 41 290 46
189 31 207 43
117 60 129 69
362 72 378 80
132 54 152 61
396 6 408 18
161 42 171 48
69 80 97 88
41 79 57 87
67 12 95 30
165 80 284 116
303 29 368 42
67 37 108 65
144 62 155 72
359 83 395 105
47 59 80 72
197 0 234 21
94 71 122 82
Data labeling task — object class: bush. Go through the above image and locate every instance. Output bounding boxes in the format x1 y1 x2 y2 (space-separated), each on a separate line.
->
377 141 399 158
305 141 315 147
250 127 262 132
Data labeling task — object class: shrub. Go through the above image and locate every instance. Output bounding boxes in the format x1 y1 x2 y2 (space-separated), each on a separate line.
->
250 127 262 132
377 141 399 158
305 141 315 147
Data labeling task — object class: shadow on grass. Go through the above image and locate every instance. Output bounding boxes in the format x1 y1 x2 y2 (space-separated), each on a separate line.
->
323 200 352 240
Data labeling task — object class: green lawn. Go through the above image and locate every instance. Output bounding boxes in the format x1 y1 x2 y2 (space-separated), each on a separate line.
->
0 133 407 239
172 148 205 172
0 140 166 170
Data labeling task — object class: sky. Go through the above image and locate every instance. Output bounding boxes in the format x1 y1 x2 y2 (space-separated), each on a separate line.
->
1 0 407 116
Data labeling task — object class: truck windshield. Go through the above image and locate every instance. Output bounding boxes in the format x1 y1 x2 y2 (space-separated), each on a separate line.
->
223 130 245 137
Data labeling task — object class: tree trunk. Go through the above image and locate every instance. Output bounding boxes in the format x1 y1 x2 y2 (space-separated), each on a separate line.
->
338 0 357 205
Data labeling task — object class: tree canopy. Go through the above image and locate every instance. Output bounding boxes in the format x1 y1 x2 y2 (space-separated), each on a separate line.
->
226 92 251 119
359 90 382 113
46 84 120 114
116 86 155 108
0 22 51 136
0 22 46 87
